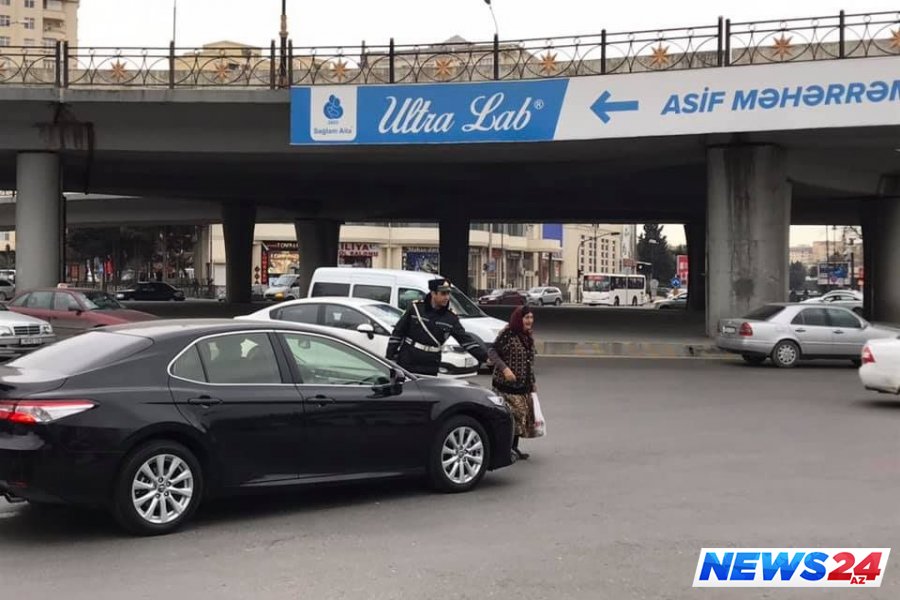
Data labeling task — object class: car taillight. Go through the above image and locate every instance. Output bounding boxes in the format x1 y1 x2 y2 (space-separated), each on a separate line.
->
861 346 875 365
0 399 96 424
739 322 753 337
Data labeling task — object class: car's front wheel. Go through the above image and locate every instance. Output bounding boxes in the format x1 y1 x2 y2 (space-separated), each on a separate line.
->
554 298 562 306
771 340 801 368
429 416 490 493
112 440 203 536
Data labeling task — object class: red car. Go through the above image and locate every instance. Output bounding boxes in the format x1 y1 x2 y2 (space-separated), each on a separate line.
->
8 287 157 339
478 289 527 306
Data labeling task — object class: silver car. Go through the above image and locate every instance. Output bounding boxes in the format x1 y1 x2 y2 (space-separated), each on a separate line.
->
0 302 55 352
526 286 563 306
800 289 863 314
717 303 897 368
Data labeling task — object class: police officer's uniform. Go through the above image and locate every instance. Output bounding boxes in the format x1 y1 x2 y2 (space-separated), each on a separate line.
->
387 278 488 376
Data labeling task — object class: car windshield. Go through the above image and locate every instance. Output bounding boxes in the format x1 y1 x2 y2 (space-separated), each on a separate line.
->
364 303 404 327
271 275 296 286
528 288 543 294
449 289 486 318
486 289 503 297
78 291 124 310
743 305 786 321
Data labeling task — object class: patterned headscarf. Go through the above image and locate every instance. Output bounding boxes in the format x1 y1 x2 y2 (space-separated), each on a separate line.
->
508 305 534 348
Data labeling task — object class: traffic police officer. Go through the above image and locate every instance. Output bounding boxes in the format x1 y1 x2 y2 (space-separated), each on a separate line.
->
387 278 488 376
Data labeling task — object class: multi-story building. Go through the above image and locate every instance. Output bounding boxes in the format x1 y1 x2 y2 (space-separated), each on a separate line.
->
0 0 78 50
559 224 625 294
198 222 564 295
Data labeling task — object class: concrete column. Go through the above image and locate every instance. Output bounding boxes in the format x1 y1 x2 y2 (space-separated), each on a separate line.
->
193 225 212 283
439 217 470 295
706 145 791 335
295 218 341 297
861 177 900 323
222 202 256 304
684 220 706 311
16 152 62 291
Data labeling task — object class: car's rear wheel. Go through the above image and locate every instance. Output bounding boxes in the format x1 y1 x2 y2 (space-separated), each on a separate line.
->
554 298 562 306
742 354 766 366
429 416 490 493
112 440 203 536
771 340 801 368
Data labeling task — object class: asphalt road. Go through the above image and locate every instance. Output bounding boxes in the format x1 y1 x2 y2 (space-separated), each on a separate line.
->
1 358 898 599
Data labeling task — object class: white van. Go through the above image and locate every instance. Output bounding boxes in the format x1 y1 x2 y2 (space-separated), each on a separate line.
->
308 268 507 346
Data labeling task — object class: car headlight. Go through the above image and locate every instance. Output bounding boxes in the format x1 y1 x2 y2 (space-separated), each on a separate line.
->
442 345 466 354
42 324 53 334
274 292 284 299
486 394 507 408
0 326 11 336
116 293 125 299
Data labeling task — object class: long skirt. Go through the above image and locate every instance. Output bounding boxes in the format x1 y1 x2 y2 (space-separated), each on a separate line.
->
495 390 536 438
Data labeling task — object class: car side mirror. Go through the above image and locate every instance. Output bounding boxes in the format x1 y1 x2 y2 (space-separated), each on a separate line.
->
357 323 375 340
372 368 405 396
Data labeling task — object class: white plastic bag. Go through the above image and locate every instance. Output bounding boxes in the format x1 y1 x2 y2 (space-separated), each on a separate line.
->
531 392 546 438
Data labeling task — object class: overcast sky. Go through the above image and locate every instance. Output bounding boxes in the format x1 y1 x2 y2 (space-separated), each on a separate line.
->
80 1 892 246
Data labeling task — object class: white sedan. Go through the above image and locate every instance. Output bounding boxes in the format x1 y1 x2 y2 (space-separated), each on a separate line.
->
236 297 480 376
859 338 900 394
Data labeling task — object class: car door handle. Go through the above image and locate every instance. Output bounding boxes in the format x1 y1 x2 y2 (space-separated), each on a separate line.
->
187 395 223 406
311 394 335 407
833 330 845 335
794 328 806 333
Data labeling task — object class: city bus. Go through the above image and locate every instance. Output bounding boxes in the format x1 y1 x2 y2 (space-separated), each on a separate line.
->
582 272 647 306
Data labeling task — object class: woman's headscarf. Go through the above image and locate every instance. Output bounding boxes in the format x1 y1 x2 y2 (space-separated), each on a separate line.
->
508 305 534 348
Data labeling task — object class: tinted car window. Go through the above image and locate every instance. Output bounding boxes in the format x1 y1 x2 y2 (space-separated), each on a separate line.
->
195 333 282 385
8 331 153 375
171 345 206 382
310 282 350 297
800 308 829 327
826 308 862 329
352 284 391 304
743 305 786 320
323 305 370 331
274 304 320 324
282 333 390 386
25 291 53 309
10 293 28 307
399 287 425 311
53 292 80 311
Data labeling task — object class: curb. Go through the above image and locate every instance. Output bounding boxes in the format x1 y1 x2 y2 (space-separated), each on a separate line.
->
537 340 727 359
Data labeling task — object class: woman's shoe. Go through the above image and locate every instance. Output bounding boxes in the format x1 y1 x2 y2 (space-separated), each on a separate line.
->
513 448 530 460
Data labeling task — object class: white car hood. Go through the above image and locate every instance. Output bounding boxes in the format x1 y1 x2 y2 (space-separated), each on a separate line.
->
0 311 49 326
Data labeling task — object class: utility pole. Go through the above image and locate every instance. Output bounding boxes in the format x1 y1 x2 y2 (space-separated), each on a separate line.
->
279 0 288 88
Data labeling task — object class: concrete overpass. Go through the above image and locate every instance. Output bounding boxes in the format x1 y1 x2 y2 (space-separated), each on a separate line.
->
0 10 898 333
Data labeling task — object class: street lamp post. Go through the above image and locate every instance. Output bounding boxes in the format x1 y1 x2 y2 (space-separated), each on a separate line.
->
482 0 499 38
576 231 620 304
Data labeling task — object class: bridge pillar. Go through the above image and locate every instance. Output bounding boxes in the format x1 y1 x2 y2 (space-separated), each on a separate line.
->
439 216 471 295
706 145 791 336
684 220 706 311
861 177 900 323
222 202 256 304
16 152 63 291
295 218 341 297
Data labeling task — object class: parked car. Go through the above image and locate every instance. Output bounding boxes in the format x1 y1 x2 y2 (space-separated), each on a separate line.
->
800 289 863 313
478 289 527 306
0 320 515 535
716 303 898 368
116 281 185 302
859 337 900 394
238 297 480 376
0 302 54 351
8 288 157 339
526 286 563 306
656 293 688 310
264 274 301 301
0 278 15 301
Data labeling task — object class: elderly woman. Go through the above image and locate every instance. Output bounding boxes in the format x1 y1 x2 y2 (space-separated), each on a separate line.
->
488 305 537 460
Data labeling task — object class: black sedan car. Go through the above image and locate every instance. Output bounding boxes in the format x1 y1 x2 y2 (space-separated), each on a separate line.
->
0 320 514 535
116 282 185 301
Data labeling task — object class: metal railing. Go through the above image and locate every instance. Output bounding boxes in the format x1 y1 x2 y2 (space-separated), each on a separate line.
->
0 10 895 89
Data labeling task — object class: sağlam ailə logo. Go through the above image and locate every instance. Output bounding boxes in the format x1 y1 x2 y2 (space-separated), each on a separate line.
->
323 94 344 120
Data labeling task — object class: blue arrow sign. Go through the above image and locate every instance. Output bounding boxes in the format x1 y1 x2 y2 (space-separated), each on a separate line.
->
590 91 639 124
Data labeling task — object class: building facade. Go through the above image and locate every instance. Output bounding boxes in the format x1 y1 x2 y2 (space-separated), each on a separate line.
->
0 0 78 49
